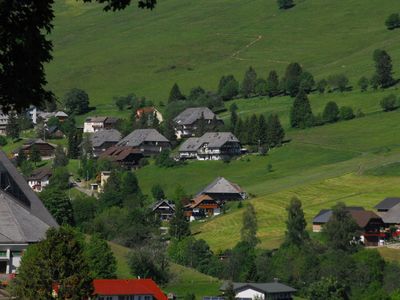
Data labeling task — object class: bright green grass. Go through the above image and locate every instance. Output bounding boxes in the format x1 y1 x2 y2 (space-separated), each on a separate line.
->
108 241 221 297
47 0 400 113
365 162 400 177
378 247 400 262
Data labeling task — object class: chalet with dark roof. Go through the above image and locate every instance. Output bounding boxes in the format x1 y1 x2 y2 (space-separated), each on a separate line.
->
312 206 364 232
99 146 144 168
16 139 56 158
197 177 247 201
84 116 119 133
89 129 122 157
152 200 175 221
117 129 171 156
173 107 223 139
374 197 400 212
27 167 52 192
0 151 57 275
179 132 241 160
220 281 296 300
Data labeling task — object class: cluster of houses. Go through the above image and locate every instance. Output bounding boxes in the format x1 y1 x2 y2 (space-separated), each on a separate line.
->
312 197 400 246
152 177 247 222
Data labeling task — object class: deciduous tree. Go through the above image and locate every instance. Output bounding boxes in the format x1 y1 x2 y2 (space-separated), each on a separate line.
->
40 188 74 226
85 234 117 279
323 101 340 123
63 88 90 115
284 63 303 96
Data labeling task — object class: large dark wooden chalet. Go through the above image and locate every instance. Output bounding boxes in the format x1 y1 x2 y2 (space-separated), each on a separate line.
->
16 139 56 158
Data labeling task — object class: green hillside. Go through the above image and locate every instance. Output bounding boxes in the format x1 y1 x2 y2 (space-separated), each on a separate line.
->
48 0 400 110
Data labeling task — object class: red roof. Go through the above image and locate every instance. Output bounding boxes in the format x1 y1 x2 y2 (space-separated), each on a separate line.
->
93 279 167 300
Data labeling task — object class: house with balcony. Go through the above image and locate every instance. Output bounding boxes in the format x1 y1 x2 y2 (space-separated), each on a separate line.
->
179 132 241 161
84 116 119 133
117 128 171 156
15 139 56 158
99 146 144 169
173 107 223 139
152 200 175 221
184 194 221 221
27 167 52 192
196 177 247 202
89 129 122 157
0 151 57 276
136 107 163 123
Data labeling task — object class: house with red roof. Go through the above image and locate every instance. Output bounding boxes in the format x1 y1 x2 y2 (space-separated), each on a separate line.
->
93 279 167 300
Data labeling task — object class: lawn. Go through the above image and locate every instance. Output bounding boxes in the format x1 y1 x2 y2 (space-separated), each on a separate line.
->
108 241 221 298
47 0 400 114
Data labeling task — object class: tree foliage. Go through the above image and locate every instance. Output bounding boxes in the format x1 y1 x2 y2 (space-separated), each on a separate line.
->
53 145 69 168
327 74 349 92
170 200 191 240
308 276 349 300
323 101 340 123
277 0 294 10
6 112 20 139
218 75 239 100
40 188 74 226
241 203 259 247
284 63 303 96
85 234 117 279
168 83 185 103
385 13 400 30
11 226 92 300
290 90 314 128
284 197 309 247
373 49 395 88
380 94 398 112
241 66 257 98
63 88 90 115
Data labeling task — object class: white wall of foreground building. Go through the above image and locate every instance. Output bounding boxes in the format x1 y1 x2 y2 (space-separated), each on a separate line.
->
0 244 28 274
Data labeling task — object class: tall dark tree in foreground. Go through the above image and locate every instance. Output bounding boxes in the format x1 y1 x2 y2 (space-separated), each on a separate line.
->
373 49 395 88
241 67 257 98
11 226 92 299
170 200 191 240
6 112 20 139
168 83 185 103
284 63 303 96
85 234 117 279
241 203 259 247
290 90 314 128
284 197 309 247
324 202 360 252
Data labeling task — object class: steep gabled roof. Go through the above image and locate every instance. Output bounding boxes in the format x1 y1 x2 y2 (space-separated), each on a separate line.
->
93 279 167 300
197 177 245 196
379 203 400 224
117 129 170 147
173 107 218 125
152 200 175 211
349 210 382 228
0 151 57 240
374 197 400 210
187 194 215 209
90 129 122 148
179 132 240 152
27 167 52 181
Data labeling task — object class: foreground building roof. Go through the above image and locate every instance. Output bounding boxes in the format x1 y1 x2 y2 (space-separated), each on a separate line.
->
0 151 57 242
93 279 167 300
220 281 297 294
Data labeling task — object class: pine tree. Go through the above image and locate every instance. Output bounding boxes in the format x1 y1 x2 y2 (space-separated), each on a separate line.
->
162 118 177 143
373 49 395 88
16 148 26 167
290 90 314 128
234 118 245 143
170 200 191 240
284 62 303 96
219 75 239 101
266 114 285 147
254 78 268 96
168 83 185 103
240 203 259 247
277 0 294 10
299 71 315 93
247 114 258 145
284 197 309 247
53 145 69 168
257 114 268 145
6 112 20 140
29 145 41 166
358 76 369 92
241 66 257 98
85 234 117 279
266 70 280 97
230 110 238 132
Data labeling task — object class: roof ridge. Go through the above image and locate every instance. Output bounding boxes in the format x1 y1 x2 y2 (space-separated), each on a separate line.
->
0 193 26 241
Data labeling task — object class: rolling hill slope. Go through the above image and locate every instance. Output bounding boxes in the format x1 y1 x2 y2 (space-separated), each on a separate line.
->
48 0 400 110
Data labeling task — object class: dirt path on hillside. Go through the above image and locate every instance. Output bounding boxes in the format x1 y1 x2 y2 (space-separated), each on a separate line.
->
230 35 263 61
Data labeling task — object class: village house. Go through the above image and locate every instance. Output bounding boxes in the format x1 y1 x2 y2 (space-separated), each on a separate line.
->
312 207 385 246
27 167 52 192
0 151 57 276
374 197 400 213
84 116 119 133
197 177 247 202
99 146 144 168
136 107 163 123
117 129 171 156
219 281 297 300
89 129 122 157
173 107 223 139
374 197 400 234
184 194 221 222
152 200 176 221
92 279 168 300
37 111 68 124
179 132 241 161
15 139 56 158
0 112 9 136
46 125 65 139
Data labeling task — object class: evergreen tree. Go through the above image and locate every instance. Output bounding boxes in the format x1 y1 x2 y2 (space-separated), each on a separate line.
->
85 234 117 279
324 202 360 252
255 78 268 96
168 83 185 103
170 200 191 240
68 128 80 159
40 188 74 226
299 71 315 93
316 79 328 94
257 114 268 145
6 112 20 140
284 197 309 247
230 110 238 132
385 13 400 30
327 74 349 92
339 106 355 121
241 66 257 98
290 90 314 128
266 114 285 147
29 145 42 166
240 203 259 247
16 148 26 167
242 117 250 145
266 70 280 97
162 118 177 143
284 62 303 96
224 281 237 300
196 112 207 136
322 101 340 123
219 75 239 101
48 167 70 190
151 184 165 200
358 76 369 92
11 226 92 299
277 0 294 9
247 114 258 145
53 145 69 168
234 118 245 143
373 49 395 88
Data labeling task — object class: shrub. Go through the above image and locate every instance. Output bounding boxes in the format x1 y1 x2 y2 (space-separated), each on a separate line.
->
386 13 400 30
322 101 339 123
339 106 355 120
380 94 398 112
277 0 294 10
328 74 349 92
0 136 7 146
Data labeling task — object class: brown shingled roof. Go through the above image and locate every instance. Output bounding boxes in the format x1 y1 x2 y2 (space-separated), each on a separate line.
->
349 210 382 228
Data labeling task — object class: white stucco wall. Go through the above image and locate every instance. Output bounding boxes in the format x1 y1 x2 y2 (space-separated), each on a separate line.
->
236 288 264 300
